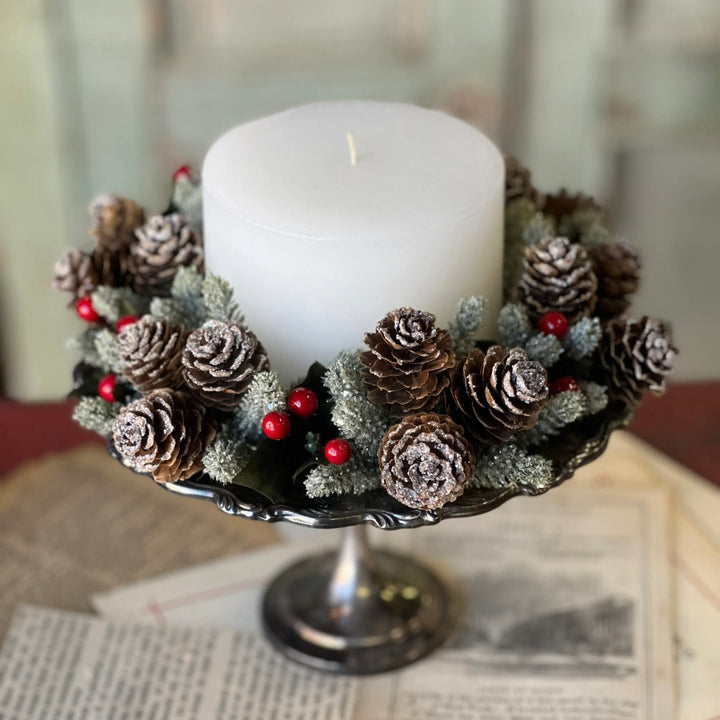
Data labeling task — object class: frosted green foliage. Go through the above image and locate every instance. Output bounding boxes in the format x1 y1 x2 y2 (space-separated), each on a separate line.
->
522 212 556 247
91 286 149 323
503 197 537 301
202 424 251 485
579 381 608 415
448 296 486 356
150 266 206 327
505 197 537 247
473 444 553 495
525 332 564 367
304 455 380 498
172 179 202 232
67 329 103 367
94 328 123 373
520 391 588 447
72 396 121 436
173 264 204 298
234 371 286 441
559 209 610 249
564 316 602 360
497 303 532 348
324 351 390 460
581 223 611 248
203 272 243 325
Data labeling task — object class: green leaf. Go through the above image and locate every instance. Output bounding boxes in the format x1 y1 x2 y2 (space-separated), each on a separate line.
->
231 439 295 503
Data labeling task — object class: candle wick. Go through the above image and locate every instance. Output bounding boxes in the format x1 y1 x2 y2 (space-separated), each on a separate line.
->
346 132 358 166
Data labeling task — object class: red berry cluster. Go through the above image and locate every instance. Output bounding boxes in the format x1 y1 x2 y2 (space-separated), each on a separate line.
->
261 387 352 465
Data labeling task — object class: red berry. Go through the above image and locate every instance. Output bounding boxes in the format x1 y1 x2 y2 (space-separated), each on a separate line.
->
98 373 117 402
262 411 291 440
324 438 352 465
549 376 580 395
116 314 139 333
287 387 319 418
173 165 192 183
76 295 101 323
538 311 569 338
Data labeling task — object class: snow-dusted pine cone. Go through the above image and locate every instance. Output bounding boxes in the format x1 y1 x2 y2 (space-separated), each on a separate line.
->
112 389 216 483
449 346 549 444
360 307 455 416
89 194 145 252
600 316 677 407
518 236 598 323
182 320 269 410
52 249 99 301
504 155 541 205
378 413 475 510
130 213 204 297
590 242 641 321
118 316 187 391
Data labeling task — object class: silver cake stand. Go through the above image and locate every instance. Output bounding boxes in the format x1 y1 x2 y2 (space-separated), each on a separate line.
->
161 405 632 675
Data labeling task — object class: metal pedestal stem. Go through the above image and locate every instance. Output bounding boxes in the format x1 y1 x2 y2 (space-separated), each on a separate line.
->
262 525 453 674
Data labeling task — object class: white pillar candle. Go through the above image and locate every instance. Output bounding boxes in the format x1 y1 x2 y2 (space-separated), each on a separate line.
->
202 101 504 384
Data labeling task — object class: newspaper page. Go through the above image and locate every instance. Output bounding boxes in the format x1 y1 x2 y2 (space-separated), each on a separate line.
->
0 605 356 720
95 483 673 720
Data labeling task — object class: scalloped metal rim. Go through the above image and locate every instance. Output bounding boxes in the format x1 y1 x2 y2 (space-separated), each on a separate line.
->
161 406 634 530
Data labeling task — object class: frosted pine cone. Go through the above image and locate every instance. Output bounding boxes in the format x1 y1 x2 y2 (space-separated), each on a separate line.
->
130 213 203 297
449 346 548 444
590 242 641 321
600 316 677 407
119 316 187 391
89 194 145 252
518 236 598 323
52 249 99 301
504 155 541 205
360 308 455 416
378 413 474 510
112 389 216 483
182 320 269 410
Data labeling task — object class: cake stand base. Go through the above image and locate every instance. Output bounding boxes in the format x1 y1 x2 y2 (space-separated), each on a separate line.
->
262 525 453 674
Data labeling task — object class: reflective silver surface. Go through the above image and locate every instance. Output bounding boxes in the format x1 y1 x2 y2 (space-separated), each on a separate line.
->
262 525 453 674
158 405 633 673
162 405 633 529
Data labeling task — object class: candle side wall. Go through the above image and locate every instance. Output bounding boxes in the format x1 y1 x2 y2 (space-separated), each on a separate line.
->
204 189 503 384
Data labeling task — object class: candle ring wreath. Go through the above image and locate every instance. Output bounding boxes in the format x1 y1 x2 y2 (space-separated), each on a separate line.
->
53 158 677 527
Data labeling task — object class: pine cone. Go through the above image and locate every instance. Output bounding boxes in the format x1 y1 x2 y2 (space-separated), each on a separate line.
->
540 189 602 222
92 245 133 287
52 249 99 301
518 236 598 323
590 242 640 321
182 320 269 410
378 413 474 510
360 308 455 416
449 346 548 444
504 155 541 205
112 389 216 483
89 194 145 252
600 316 677 407
119 316 187 391
130 213 204 297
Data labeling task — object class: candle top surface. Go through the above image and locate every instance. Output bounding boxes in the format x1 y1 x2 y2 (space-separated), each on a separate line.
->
203 100 503 242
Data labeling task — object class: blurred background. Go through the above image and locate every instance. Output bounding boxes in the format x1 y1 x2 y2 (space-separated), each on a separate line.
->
1 0 719 400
